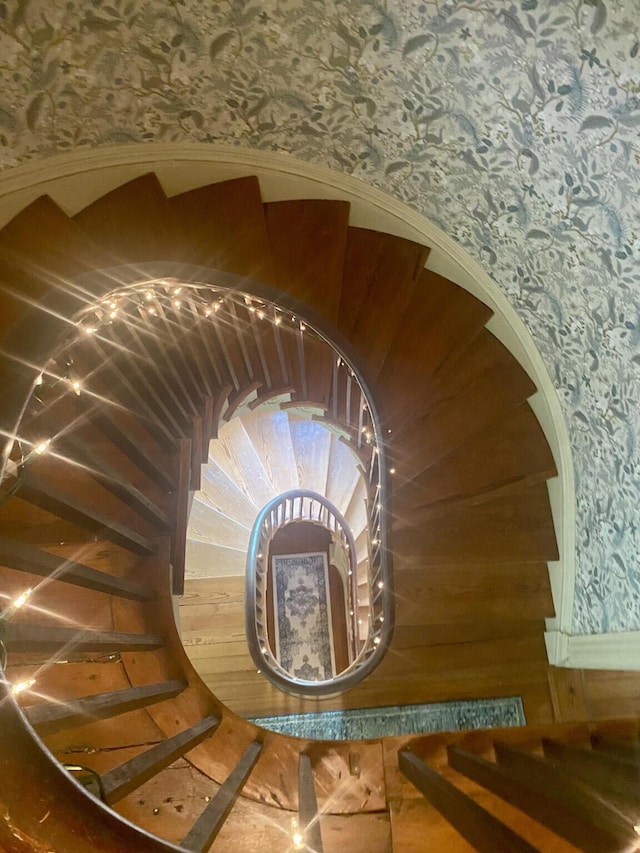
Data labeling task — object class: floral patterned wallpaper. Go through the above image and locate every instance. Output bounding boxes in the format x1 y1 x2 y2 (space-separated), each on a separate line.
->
1 0 639 635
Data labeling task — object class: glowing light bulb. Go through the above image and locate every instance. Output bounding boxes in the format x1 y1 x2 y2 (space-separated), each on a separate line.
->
373 637 381 645
71 380 81 396
149 307 156 315
291 818 305 850
145 291 153 301
109 310 117 319
110 301 117 310
214 301 222 311
12 588 32 609
173 300 181 308
205 308 212 317
248 305 256 313
34 439 50 455
389 467 396 475
84 326 96 335
257 310 265 320
300 322 306 332
377 581 384 589
274 315 282 326
174 287 182 295
11 678 35 695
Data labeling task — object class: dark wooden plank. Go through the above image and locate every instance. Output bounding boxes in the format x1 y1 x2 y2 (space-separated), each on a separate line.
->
399 749 539 853
201 396 215 461
182 741 263 852
591 734 640 763
25 680 186 736
378 270 492 427
339 228 430 380
170 176 276 284
190 416 203 491
224 381 262 422
18 470 155 556
100 715 220 804
82 338 181 450
171 438 192 596
4 624 164 654
393 401 557 509
389 331 536 468
102 323 194 433
39 429 170 530
73 173 183 263
264 199 350 325
298 752 324 853
83 403 175 491
449 743 632 853
0 534 153 601
392 484 559 564
542 738 640 805
210 385 233 440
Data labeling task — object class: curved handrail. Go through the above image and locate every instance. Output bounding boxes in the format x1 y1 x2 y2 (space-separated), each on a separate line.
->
246 489 393 696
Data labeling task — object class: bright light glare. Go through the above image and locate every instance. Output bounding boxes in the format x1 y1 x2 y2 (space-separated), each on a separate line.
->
13 589 32 609
11 678 35 695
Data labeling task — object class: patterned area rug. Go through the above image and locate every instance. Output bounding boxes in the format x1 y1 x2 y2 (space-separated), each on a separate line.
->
249 697 525 740
273 551 335 681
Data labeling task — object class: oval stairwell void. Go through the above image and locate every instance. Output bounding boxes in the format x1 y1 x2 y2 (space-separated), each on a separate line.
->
0 172 564 852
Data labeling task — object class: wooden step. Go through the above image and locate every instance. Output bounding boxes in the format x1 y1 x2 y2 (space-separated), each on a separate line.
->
379 271 493 430
391 332 537 477
73 173 183 263
4 624 164 654
17 469 156 556
0 534 153 601
339 228 430 380
393 563 554 626
100 714 220 804
238 408 299 497
393 401 557 510
72 396 176 491
392 483 558 564
24 680 187 736
264 199 350 325
212 418 276 510
289 416 332 497
199 457 259 531
189 498 251 551
27 427 171 530
181 740 263 852
185 539 247 579
170 176 276 284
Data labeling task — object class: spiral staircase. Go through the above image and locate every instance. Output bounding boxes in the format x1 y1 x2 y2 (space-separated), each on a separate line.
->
1 173 638 852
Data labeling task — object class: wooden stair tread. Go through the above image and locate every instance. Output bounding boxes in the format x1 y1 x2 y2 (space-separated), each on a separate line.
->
393 562 554 625
73 173 183 263
392 483 559 564
392 331 538 473
394 401 557 508
264 198 350 325
378 270 493 428
339 227 430 380
170 176 276 284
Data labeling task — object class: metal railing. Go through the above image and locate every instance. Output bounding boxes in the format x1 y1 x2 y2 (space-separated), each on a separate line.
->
246 489 391 696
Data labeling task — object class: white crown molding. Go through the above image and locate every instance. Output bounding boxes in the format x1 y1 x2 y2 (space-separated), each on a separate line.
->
547 629 640 670
0 141 576 649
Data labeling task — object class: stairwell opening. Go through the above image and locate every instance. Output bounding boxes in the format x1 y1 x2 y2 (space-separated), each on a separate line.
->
49 271 393 698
